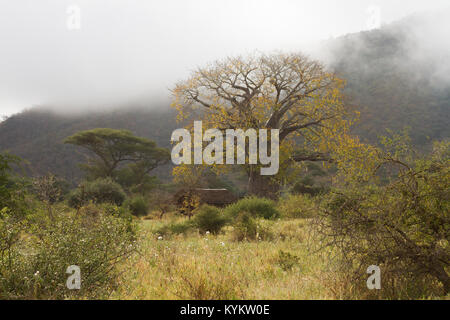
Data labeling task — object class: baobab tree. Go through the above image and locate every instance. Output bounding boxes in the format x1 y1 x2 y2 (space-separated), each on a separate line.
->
172 53 359 197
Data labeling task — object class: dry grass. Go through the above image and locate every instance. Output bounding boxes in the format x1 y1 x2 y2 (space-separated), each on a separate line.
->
110 212 449 300
111 216 340 300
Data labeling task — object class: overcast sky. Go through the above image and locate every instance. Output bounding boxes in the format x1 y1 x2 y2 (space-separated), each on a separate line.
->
0 0 449 117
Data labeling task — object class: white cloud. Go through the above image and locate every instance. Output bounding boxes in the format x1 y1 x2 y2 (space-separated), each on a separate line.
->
0 0 449 115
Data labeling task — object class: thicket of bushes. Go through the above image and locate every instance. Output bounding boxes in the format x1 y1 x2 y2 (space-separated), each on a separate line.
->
0 153 29 217
231 212 273 241
315 140 450 298
156 198 278 241
155 205 228 237
0 208 137 299
68 178 126 208
192 205 229 235
224 197 279 220
278 194 317 219
123 195 149 217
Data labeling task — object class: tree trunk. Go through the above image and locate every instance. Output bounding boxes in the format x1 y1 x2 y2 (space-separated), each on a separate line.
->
247 168 279 199
431 263 450 295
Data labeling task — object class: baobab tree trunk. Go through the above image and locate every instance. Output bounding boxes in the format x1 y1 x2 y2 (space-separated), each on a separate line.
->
431 263 450 295
247 168 279 200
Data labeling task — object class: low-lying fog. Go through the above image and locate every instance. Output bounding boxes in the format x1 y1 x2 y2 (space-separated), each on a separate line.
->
0 0 449 117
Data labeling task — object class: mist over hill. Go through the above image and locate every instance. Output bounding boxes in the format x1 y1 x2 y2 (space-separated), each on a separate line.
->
323 11 450 145
0 12 449 182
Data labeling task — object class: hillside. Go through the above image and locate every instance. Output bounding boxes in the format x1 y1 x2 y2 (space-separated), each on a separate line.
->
0 106 179 182
1 13 449 182
324 12 450 145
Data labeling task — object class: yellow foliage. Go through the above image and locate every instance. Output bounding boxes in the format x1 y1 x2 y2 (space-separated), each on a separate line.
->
171 53 376 181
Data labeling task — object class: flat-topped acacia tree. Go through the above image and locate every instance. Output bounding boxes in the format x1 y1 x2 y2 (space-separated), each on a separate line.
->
65 128 170 187
171 53 359 198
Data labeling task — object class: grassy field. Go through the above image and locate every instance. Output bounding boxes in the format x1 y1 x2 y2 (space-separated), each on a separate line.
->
112 215 347 300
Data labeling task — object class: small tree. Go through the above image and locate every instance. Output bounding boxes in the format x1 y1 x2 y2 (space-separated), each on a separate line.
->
149 189 175 219
32 174 62 220
178 190 201 220
65 128 170 184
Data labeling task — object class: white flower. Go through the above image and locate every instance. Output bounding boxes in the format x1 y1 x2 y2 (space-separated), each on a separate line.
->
157 236 163 240
34 271 40 277
220 242 225 246
206 231 210 235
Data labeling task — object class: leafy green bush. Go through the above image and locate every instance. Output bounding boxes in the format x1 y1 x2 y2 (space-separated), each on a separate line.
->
276 250 300 271
68 178 126 208
0 153 18 207
278 194 317 219
231 212 257 241
291 183 325 196
317 140 450 298
98 202 132 220
0 208 136 299
231 212 273 242
224 197 279 220
192 205 229 234
0 153 29 217
155 221 192 237
124 195 149 217
155 205 230 237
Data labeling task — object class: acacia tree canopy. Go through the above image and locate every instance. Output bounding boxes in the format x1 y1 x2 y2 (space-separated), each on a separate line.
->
65 128 170 182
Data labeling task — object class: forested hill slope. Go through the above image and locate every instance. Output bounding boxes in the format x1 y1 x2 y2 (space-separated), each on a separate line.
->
1 12 449 181
0 107 179 181
324 12 450 145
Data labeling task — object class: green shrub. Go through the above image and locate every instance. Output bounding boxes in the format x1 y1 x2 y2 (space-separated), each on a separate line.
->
276 250 300 271
124 195 149 217
0 208 137 299
98 202 132 219
156 221 192 237
291 183 325 196
291 168 329 196
67 190 82 208
168 222 192 235
68 178 126 208
154 204 231 237
0 153 29 217
317 140 450 298
224 197 279 220
192 205 229 234
278 194 317 219
0 153 19 207
232 212 257 241
231 212 273 242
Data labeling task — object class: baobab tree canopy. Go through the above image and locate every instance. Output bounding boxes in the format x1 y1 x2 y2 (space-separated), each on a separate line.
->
172 53 371 197
172 53 350 144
